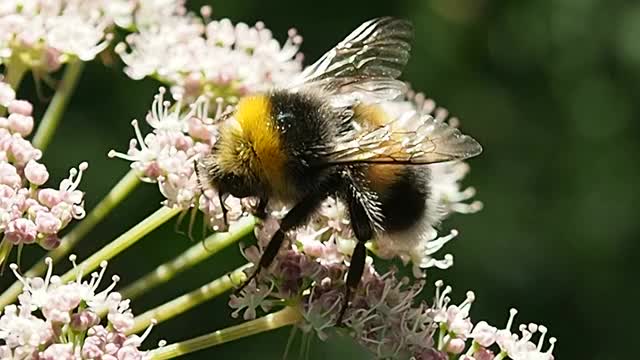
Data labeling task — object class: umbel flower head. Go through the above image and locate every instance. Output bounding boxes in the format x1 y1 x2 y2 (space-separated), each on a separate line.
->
427 282 557 360
0 256 155 359
0 0 115 72
109 87 243 232
116 7 303 103
0 79 87 265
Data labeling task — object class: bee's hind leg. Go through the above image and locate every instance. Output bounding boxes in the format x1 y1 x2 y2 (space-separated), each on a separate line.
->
337 191 373 326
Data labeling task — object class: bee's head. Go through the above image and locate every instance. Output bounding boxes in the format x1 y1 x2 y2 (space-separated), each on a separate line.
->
208 169 257 198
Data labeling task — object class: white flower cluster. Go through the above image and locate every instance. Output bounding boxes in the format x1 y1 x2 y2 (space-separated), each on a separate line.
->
0 0 116 72
115 6 303 103
427 281 557 360
0 79 86 263
109 87 243 232
0 257 154 359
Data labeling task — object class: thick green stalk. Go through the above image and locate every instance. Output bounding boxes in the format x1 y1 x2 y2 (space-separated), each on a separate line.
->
128 264 251 334
148 306 302 360
32 60 84 151
121 216 256 299
0 170 141 308
61 206 180 283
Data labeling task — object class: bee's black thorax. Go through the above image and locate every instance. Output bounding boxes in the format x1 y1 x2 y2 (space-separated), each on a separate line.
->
268 90 341 200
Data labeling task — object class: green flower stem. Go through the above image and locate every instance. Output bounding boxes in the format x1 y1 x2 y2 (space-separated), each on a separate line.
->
127 264 251 335
60 206 181 283
494 352 507 360
148 306 303 360
121 215 256 300
0 170 141 308
0 239 12 267
32 60 84 151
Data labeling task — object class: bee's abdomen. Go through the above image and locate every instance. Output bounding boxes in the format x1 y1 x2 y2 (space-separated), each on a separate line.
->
367 165 430 232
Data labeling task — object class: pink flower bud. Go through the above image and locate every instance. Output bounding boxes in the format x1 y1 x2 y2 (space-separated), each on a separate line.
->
116 345 143 360
82 337 105 359
45 47 62 72
471 321 497 348
40 343 74 360
0 83 15 107
50 203 73 227
9 136 41 165
38 188 62 207
108 311 134 333
7 113 34 137
8 100 33 116
5 218 37 244
71 310 99 332
473 348 495 360
25 160 49 186
0 162 21 188
446 338 466 354
187 116 211 140
35 211 62 234
39 234 61 250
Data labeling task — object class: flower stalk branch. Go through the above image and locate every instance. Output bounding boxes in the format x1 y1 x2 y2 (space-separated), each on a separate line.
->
60 205 180 283
0 170 141 308
121 215 256 299
148 306 302 360
128 264 251 334
32 60 85 151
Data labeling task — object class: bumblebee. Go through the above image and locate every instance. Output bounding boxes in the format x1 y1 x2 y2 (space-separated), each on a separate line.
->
197 17 482 321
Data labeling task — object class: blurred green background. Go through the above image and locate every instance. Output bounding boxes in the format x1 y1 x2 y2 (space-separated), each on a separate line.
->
3 0 639 359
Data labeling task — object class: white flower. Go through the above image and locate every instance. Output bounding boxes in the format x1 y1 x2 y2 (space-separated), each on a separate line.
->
116 11 303 102
496 309 557 360
0 0 114 69
0 256 154 359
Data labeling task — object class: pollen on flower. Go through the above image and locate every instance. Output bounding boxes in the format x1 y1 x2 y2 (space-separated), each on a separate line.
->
0 257 155 359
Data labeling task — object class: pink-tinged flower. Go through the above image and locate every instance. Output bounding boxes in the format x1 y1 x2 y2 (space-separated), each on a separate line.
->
0 162 21 188
472 321 498 348
0 90 87 263
111 88 244 233
7 113 34 137
39 343 74 360
5 218 37 244
0 257 155 359
7 99 33 116
0 79 15 106
25 160 49 186
116 10 302 103
495 309 557 360
0 1 115 71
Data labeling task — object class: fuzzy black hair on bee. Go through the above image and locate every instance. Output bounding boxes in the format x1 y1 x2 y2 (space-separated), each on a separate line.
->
197 17 482 324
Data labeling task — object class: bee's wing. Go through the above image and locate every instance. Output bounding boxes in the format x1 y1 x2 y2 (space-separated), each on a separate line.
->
324 112 483 165
288 17 413 105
